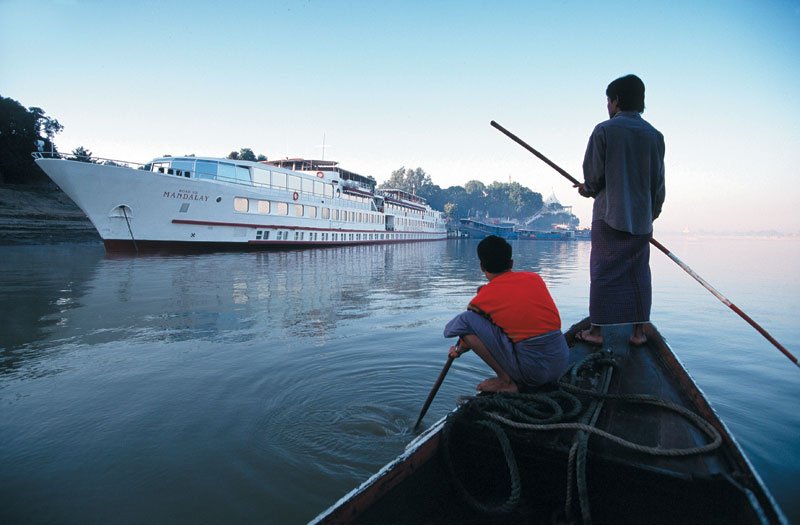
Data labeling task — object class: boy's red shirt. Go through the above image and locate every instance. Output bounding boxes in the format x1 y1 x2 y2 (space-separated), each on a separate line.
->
467 271 561 343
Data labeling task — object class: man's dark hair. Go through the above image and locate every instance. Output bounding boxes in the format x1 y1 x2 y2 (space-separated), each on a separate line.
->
477 235 512 273
606 74 645 112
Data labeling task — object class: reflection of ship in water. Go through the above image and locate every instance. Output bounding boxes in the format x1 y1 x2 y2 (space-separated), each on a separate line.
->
0 242 452 369
457 193 590 240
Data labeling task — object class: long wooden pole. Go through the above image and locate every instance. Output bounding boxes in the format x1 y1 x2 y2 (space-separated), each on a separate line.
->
413 356 455 431
490 120 798 369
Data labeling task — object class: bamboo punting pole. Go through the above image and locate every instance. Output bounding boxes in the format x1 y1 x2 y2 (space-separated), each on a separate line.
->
490 120 798 369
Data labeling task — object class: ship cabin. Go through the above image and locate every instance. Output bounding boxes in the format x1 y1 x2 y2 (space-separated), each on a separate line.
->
267 158 383 213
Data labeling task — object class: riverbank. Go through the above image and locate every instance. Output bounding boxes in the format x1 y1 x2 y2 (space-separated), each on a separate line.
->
0 184 100 245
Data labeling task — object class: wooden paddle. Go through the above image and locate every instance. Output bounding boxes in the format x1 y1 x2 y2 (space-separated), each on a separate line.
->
413 355 455 431
490 120 798 369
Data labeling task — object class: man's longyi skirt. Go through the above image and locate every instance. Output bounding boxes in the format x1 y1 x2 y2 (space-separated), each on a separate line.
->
590 220 652 325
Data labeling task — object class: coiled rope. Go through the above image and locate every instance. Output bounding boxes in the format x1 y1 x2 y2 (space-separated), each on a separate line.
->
441 353 722 521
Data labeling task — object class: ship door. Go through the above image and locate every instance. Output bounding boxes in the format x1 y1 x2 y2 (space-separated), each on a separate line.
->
385 214 395 231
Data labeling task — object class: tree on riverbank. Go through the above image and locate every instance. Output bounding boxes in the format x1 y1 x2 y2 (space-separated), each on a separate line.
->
379 166 546 221
227 148 268 162
0 95 63 184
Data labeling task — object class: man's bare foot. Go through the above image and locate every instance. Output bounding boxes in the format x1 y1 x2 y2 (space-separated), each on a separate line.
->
477 376 519 393
575 329 603 346
629 333 647 346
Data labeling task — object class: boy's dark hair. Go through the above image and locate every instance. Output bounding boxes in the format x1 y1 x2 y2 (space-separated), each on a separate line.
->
606 74 645 112
477 235 512 273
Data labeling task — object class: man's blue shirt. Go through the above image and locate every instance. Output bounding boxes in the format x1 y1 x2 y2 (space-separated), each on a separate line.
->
582 111 666 235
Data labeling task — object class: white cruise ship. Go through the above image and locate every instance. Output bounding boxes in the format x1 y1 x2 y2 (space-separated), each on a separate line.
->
33 154 447 252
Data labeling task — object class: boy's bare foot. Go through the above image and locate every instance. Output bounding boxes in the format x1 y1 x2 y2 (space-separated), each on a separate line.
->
575 329 603 346
477 377 519 393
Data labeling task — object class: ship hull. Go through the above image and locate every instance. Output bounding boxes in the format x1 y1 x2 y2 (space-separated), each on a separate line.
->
35 158 447 252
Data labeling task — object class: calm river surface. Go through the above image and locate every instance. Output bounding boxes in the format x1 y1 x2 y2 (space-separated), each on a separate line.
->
1 235 798 524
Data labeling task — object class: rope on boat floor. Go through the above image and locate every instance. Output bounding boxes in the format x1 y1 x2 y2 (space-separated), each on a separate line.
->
441 351 723 523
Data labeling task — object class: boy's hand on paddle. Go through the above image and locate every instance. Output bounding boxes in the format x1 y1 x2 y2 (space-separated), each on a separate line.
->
448 345 464 358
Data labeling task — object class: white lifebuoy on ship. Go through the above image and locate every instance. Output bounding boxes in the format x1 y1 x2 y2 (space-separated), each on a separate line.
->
293 192 299 201
316 171 324 178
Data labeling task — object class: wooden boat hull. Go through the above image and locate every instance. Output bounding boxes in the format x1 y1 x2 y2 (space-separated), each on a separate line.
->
310 321 787 525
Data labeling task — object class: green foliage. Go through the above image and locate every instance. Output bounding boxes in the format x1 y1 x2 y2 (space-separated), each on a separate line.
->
0 95 62 183
381 165 548 222
228 148 266 162
379 167 434 194
71 146 93 163
238 148 256 161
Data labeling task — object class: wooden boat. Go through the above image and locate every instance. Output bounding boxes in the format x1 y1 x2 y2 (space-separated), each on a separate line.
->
309 320 788 525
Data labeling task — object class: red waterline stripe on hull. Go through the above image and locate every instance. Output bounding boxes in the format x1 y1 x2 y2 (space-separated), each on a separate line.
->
103 237 446 253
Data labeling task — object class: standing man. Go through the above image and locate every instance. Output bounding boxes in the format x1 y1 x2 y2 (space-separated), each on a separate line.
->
444 235 569 392
575 74 665 346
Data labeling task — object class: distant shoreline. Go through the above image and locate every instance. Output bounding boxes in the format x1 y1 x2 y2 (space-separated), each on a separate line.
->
0 184 795 245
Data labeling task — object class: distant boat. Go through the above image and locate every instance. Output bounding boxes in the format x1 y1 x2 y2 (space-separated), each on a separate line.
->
456 192 586 240
310 320 788 525
457 218 587 241
33 154 447 252
457 217 517 239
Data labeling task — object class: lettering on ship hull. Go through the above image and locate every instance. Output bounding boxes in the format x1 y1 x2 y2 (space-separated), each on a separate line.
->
163 189 209 202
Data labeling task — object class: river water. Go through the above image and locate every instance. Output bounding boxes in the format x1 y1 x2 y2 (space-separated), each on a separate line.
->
1 235 798 524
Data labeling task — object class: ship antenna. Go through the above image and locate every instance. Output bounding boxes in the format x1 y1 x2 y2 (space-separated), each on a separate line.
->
316 132 332 161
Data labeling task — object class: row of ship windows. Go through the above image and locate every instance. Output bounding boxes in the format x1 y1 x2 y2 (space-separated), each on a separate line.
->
385 203 427 219
234 197 438 229
255 231 433 241
234 197 385 224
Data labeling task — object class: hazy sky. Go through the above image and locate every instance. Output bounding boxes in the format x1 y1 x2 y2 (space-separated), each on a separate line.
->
2 0 799 233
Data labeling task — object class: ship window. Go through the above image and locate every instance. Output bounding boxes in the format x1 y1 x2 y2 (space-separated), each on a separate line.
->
234 197 248 212
321 207 330 219
257 200 269 214
305 206 317 218
179 203 190 213
294 204 303 217
302 178 314 194
287 175 301 191
324 184 333 198
172 158 192 169
256 230 262 240
196 160 218 180
253 167 270 186
275 202 288 215
272 171 286 189
235 166 251 184
218 162 236 181
314 181 323 195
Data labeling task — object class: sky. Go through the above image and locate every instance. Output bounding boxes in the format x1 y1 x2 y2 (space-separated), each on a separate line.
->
2 0 799 234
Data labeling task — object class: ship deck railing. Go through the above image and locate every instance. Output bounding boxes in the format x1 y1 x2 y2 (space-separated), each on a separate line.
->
32 151 147 170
